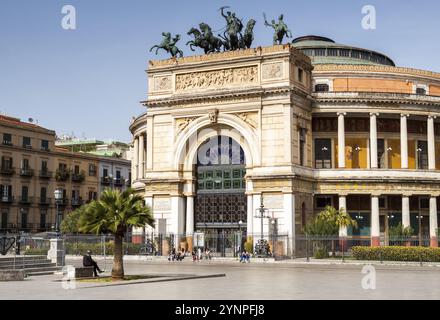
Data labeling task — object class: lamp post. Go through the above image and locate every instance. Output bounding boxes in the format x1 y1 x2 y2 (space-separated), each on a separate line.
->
254 196 270 256
238 220 243 254
271 219 276 258
53 188 63 238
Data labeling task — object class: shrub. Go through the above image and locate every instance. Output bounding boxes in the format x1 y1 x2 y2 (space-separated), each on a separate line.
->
352 246 440 262
24 248 49 256
313 247 329 259
64 241 143 256
244 240 253 253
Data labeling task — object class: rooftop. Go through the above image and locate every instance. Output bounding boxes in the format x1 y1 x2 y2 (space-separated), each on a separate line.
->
292 35 395 67
0 115 55 134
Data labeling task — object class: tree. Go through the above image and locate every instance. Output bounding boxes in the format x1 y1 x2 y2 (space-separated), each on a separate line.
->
78 188 154 280
389 222 414 245
60 206 84 234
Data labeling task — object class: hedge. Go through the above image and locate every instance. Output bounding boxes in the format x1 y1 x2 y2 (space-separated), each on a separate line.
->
352 246 440 262
64 242 144 256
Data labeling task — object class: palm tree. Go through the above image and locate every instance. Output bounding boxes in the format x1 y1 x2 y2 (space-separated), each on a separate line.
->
78 188 154 280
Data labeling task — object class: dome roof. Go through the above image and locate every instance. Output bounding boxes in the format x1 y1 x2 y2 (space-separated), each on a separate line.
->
292 35 395 67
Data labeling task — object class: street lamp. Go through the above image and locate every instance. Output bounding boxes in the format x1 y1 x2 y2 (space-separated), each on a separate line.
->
238 220 243 254
417 214 423 246
254 196 270 256
271 219 276 258
54 188 63 237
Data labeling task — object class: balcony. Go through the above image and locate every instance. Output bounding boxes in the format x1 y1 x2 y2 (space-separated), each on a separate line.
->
18 196 34 205
19 168 34 177
71 172 85 183
55 169 70 182
54 198 69 206
39 197 52 206
0 167 15 175
37 224 53 232
41 146 50 152
39 170 52 179
0 195 14 203
114 177 125 187
71 198 84 207
0 223 14 233
101 176 112 185
22 144 32 150
2 140 12 147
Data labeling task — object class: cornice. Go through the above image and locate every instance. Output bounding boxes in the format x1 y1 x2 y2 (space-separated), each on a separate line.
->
314 92 440 106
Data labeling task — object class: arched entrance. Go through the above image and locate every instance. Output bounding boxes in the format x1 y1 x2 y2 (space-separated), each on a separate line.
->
194 136 247 256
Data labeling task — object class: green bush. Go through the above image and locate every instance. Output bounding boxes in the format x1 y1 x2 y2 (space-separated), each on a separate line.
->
24 248 49 256
352 246 440 262
64 241 143 256
313 247 329 259
244 240 253 253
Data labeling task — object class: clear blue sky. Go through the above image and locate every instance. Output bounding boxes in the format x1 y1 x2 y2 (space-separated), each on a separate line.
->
1 0 439 141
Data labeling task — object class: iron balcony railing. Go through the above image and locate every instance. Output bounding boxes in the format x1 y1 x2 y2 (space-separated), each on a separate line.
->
19 168 34 177
71 198 83 207
18 196 34 205
0 195 14 203
0 167 15 175
39 197 52 206
101 177 112 185
71 172 85 183
39 170 52 179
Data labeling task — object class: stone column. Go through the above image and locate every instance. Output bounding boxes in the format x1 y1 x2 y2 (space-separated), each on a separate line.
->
370 113 379 169
428 116 436 170
138 133 145 179
402 195 410 228
338 195 348 237
47 238 65 266
430 196 438 247
400 114 409 169
283 193 296 257
337 112 346 168
371 195 380 247
133 137 139 180
185 195 194 252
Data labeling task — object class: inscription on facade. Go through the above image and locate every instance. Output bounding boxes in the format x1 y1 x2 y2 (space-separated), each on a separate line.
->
175 66 258 91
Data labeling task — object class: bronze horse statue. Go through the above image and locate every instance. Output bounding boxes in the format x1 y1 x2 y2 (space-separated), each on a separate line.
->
149 32 183 58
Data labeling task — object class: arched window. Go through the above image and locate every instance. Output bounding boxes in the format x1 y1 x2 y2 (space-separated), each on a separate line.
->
315 83 329 92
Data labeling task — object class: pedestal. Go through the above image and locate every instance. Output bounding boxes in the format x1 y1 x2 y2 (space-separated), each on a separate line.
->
47 238 65 266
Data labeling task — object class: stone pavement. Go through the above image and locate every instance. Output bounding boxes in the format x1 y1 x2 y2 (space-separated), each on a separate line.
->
0 258 439 300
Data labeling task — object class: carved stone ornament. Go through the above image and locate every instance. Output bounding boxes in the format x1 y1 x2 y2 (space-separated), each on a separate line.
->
154 76 172 91
262 62 283 80
175 66 258 91
208 109 219 124
176 117 196 133
236 112 257 129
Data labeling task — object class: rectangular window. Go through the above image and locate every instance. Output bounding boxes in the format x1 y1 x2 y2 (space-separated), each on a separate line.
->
74 165 80 174
298 68 304 83
41 140 49 151
417 140 428 169
314 139 332 169
59 163 67 171
416 87 427 95
40 210 47 229
88 164 96 176
377 139 385 168
41 161 48 171
1 157 12 170
21 185 28 198
299 128 307 166
40 187 47 202
116 170 121 179
21 158 30 170
328 48 338 56
103 168 108 177
22 136 31 148
1 210 7 229
21 209 28 229
3 133 12 146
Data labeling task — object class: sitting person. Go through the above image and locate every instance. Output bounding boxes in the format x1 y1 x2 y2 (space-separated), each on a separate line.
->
204 248 212 260
83 250 103 277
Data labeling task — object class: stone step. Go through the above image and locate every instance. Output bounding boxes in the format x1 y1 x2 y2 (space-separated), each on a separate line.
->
0 255 48 263
0 258 52 266
23 266 62 274
0 262 56 270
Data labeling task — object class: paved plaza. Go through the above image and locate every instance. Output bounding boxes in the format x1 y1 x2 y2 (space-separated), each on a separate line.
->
1 258 440 300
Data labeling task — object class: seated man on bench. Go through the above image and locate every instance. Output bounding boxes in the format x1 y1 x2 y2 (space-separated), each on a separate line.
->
83 250 103 277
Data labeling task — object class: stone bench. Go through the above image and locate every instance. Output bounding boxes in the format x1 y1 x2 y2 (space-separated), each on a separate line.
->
74 267 94 278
